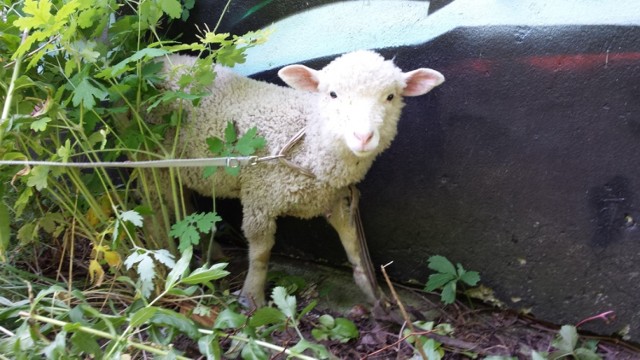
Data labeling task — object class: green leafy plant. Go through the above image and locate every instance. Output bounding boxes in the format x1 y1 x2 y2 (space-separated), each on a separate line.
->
425 255 480 304
311 314 359 343
169 211 222 252
531 325 601 360
204 121 267 177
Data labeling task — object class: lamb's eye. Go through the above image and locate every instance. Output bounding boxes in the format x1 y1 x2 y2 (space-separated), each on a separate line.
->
329 91 337 99
386 94 395 101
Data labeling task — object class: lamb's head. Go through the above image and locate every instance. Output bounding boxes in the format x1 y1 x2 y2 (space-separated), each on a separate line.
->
278 50 445 158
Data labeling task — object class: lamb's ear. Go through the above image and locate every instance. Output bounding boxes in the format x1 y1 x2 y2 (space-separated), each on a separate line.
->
278 65 320 91
402 68 445 97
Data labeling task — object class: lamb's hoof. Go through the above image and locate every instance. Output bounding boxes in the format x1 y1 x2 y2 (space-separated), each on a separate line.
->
236 291 264 309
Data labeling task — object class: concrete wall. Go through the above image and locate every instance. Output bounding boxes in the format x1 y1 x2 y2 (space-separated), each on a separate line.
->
182 0 640 341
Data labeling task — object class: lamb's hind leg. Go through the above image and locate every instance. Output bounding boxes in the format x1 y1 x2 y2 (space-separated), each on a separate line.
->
326 189 384 304
240 208 276 307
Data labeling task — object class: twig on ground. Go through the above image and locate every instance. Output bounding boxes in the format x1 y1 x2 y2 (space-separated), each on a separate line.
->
380 261 429 360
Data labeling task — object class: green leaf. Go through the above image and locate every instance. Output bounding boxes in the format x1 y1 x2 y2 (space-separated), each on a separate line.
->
197 333 221 360
289 339 330 359
216 44 246 67
98 48 169 79
214 308 247 329
195 212 221 233
57 139 71 162
203 166 217 178
249 307 286 327
149 308 199 339
441 281 457 305
158 0 182 18
206 137 224 155
30 117 51 132
531 351 548 360
318 314 335 328
130 306 159 328
0 184 10 262
13 0 53 30
241 338 269 360
235 127 266 156
421 338 443 360
425 273 456 292
166 246 192 289
459 270 480 286
26 165 50 191
200 32 231 44
427 255 456 275
574 347 601 360
120 210 143 227
72 78 107 109
42 330 66 359
137 255 156 298
272 287 296 319
70 332 101 358
181 263 230 285
224 121 237 143
152 249 175 268
553 325 578 353
331 318 359 343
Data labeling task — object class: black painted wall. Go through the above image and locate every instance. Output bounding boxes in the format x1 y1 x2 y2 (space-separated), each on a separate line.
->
182 1 640 341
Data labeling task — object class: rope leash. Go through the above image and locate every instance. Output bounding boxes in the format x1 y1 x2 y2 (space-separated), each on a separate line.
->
0 156 279 169
0 128 316 175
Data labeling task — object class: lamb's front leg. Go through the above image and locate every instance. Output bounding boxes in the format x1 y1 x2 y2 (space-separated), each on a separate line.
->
240 209 276 307
326 190 384 304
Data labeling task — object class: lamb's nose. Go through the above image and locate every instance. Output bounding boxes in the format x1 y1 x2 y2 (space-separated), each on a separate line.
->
354 131 374 145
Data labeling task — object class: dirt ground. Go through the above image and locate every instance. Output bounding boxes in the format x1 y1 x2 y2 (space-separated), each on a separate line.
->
220 247 640 360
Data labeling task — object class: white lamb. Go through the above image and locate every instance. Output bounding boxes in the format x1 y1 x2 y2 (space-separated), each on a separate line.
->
152 50 444 306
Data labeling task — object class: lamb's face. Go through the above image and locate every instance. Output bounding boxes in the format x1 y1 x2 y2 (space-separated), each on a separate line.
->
316 80 403 157
278 51 445 158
